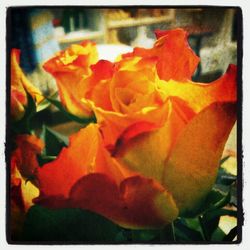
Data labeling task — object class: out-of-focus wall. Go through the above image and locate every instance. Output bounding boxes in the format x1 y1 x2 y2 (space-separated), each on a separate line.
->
172 8 237 80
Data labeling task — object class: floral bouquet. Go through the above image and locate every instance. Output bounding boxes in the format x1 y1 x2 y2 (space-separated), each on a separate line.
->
9 29 238 243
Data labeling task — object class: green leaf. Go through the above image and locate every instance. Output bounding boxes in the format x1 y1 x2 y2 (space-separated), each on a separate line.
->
211 227 226 241
216 167 236 185
195 189 225 214
22 205 121 242
40 125 68 157
198 208 237 241
158 223 176 242
197 188 232 214
213 189 231 210
220 156 230 165
184 217 201 231
12 93 36 134
37 155 57 165
46 97 96 124
115 231 128 242
198 215 210 241
116 228 160 242
133 230 160 241
174 219 203 241
119 229 160 242
204 208 237 222
36 98 51 112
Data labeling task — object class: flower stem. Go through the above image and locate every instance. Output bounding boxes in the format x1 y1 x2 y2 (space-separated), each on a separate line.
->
171 222 176 241
160 222 176 241
198 215 209 241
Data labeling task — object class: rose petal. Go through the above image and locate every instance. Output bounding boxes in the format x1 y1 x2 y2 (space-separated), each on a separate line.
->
84 97 170 149
163 102 237 215
110 57 159 113
80 60 114 111
11 135 43 213
11 49 43 103
56 79 93 117
11 49 43 120
162 64 237 114
35 124 178 229
11 162 39 212
114 97 195 183
12 134 44 179
10 89 26 121
69 173 178 229
122 28 200 81
36 124 125 198
43 41 98 118
37 124 100 197
43 41 98 74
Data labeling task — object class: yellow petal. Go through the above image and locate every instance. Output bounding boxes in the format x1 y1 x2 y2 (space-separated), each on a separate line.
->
84 97 170 149
115 97 195 183
163 102 237 215
110 57 159 114
11 164 39 212
10 91 26 121
11 49 43 106
161 64 237 114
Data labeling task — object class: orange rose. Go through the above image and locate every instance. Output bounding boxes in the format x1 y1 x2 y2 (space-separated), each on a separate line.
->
43 41 98 118
82 56 172 149
11 49 43 121
35 29 237 229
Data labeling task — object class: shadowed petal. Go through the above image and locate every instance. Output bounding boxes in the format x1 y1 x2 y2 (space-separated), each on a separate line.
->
12 135 44 179
69 173 178 229
11 166 39 212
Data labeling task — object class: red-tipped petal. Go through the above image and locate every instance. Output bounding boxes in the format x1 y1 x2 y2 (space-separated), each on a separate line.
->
123 28 200 81
36 124 126 198
37 124 100 197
